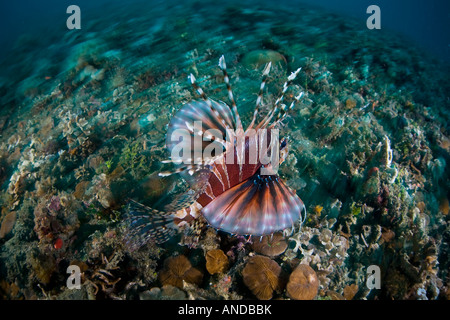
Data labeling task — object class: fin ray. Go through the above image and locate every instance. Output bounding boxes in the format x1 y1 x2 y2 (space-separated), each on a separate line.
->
202 171 305 236
123 199 176 250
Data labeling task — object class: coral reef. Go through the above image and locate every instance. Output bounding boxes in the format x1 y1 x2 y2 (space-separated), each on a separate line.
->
33 194 81 252
0 0 448 301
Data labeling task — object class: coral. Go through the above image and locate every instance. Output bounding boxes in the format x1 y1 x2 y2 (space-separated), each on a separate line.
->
324 290 345 300
439 197 449 215
251 232 288 257
200 228 221 253
211 275 236 299
28 249 57 285
345 97 357 109
126 242 161 286
85 252 123 298
33 194 81 252
82 229 135 299
287 220 348 291
96 187 115 209
242 255 283 300
0 280 21 300
343 283 359 300
313 205 324 215
158 255 203 289
0 0 448 301
118 140 148 179
0 211 17 239
286 264 319 300
7 170 32 209
73 180 90 200
140 285 187 300
242 49 287 71
205 249 229 275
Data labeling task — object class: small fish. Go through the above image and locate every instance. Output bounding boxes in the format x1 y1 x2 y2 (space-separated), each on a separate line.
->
124 55 306 250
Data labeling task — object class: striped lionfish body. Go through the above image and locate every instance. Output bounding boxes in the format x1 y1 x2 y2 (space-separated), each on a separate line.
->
125 56 306 250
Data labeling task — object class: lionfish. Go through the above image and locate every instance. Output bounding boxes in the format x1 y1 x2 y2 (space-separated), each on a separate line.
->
124 55 306 250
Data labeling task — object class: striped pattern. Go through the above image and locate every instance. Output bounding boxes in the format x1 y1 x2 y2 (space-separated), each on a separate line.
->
219 55 243 131
248 61 272 131
124 200 177 250
161 99 234 184
189 73 231 130
124 55 306 249
270 68 302 128
202 170 305 236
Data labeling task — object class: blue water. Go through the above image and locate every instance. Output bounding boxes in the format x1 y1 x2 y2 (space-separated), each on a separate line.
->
1 0 449 63
298 0 450 62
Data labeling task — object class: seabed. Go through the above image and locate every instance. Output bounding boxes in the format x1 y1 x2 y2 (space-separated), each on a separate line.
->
0 0 449 300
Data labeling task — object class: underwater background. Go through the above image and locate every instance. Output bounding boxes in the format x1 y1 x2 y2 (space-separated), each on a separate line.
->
0 0 449 300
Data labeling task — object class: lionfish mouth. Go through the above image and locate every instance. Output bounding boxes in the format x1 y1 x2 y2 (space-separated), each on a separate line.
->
124 55 306 250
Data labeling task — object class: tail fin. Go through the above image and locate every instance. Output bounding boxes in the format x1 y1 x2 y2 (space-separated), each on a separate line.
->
123 199 177 251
